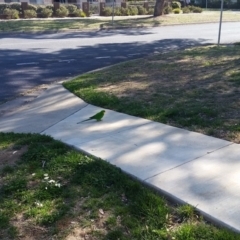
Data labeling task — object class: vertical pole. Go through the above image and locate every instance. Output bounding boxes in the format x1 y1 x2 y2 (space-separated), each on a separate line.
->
112 0 115 26
217 0 224 46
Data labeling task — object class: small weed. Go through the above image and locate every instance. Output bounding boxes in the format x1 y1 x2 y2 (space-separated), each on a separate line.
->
173 223 240 240
204 60 214 66
0 214 9 228
104 229 125 239
1 177 27 196
1 165 14 175
177 204 197 220
105 216 117 227
229 71 240 84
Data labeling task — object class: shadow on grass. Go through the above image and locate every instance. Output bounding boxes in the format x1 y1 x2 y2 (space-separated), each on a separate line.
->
0 133 169 239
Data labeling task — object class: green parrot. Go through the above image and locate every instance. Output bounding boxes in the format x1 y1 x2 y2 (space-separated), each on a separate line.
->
77 110 106 124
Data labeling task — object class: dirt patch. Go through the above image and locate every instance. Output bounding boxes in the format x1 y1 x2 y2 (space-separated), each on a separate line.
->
0 145 28 170
0 145 28 189
64 197 111 240
65 210 112 240
11 214 49 240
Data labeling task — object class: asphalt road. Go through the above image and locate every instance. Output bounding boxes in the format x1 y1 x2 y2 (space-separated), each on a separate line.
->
0 22 240 103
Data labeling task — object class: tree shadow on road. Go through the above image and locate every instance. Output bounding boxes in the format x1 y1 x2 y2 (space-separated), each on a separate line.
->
0 38 209 103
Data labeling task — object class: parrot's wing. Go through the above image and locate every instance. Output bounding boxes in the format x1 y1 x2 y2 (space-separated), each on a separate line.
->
97 112 105 120
91 111 104 120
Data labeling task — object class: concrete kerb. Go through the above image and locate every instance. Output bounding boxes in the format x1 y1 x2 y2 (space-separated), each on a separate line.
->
143 180 240 234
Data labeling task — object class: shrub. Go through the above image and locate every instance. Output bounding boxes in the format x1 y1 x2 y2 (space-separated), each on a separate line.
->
72 9 86 17
46 4 54 12
65 4 77 14
55 6 69 18
37 5 45 13
148 7 154 15
187 5 202 13
114 7 122 16
9 2 21 12
3 8 19 19
182 6 190 13
163 5 172 14
173 8 181 14
102 7 112 16
24 9 37 18
129 6 138 15
188 5 194 11
89 5 98 14
27 4 37 11
0 3 9 14
40 8 53 18
192 6 202 13
172 1 181 9
137 5 147 15
120 7 131 16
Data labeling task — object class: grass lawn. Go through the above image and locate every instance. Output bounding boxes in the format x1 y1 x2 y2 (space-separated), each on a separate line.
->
0 11 240 32
1 132 240 239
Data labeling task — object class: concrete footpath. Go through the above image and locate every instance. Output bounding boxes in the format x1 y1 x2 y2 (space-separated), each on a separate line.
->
1 83 240 233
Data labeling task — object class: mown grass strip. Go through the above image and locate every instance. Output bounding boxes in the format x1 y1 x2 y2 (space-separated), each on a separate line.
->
0 11 240 32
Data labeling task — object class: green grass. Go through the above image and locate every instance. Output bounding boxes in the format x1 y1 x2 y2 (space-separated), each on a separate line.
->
0 18 108 32
0 11 240 32
0 132 239 239
63 45 240 143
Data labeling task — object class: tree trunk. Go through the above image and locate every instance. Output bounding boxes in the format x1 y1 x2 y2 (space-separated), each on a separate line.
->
154 0 165 17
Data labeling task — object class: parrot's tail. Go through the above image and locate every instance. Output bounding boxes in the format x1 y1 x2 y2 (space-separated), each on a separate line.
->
77 119 90 124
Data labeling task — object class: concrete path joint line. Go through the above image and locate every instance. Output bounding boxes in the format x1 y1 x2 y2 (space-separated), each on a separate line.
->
40 103 89 134
143 142 234 182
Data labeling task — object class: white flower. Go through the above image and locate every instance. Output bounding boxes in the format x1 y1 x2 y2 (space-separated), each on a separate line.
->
55 183 61 188
35 201 43 207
